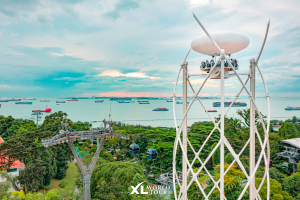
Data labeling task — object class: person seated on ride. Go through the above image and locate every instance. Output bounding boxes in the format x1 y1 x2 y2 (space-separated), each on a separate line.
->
210 60 215 67
206 60 210 68
201 61 206 68
231 59 235 67
235 59 238 67
225 60 228 67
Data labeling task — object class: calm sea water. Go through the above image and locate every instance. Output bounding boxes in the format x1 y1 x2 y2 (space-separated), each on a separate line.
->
0 98 299 128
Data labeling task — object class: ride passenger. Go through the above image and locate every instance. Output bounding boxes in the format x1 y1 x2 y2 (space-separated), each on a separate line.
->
201 61 205 68
206 60 210 68
231 59 235 67
210 60 215 67
235 59 238 68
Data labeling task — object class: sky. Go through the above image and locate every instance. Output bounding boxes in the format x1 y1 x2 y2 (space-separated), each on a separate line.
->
0 0 299 98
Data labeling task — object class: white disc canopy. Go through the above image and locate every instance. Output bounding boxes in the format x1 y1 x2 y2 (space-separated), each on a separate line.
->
191 32 250 56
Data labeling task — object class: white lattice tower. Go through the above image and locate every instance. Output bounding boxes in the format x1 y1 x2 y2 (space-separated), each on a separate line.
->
172 14 271 200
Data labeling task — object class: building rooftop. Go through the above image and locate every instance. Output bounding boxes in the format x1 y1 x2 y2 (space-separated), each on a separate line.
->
0 137 23 169
281 138 300 149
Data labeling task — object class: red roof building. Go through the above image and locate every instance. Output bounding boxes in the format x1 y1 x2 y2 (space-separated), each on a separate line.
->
0 137 24 175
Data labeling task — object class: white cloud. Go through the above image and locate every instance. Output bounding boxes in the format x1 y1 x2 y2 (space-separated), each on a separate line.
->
95 70 161 80
0 84 13 88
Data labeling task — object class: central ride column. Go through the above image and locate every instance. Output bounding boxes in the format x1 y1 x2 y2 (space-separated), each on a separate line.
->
220 51 225 200
250 58 256 200
182 61 188 200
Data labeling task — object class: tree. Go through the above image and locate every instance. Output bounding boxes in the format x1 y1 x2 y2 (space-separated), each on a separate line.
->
53 145 69 180
278 122 299 139
18 159 47 192
211 142 220 167
94 177 127 200
255 177 293 200
91 161 149 199
0 171 12 199
282 172 300 198
257 167 287 184
225 153 234 164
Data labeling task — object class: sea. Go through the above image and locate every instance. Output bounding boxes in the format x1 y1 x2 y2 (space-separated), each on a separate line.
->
0 97 299 128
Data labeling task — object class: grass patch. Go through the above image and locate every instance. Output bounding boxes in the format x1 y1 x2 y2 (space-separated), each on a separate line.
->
52 162 78 190
40 162 79 193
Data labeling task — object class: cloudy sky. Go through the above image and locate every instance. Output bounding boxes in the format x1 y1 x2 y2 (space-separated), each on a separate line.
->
0 0 299 98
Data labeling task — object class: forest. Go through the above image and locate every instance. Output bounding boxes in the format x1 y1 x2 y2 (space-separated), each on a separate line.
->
0 110 300 199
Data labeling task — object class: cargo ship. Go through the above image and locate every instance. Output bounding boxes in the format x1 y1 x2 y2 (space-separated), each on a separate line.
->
119 101 130 103
8 98 21 101
139 101 150 104
285 106 300 110
110 97 132 101
213 102 247 107
32 108 52 113
26 98 36 100
206 110 217 112
95 100 104 103
152 108 169 111
176 101 190 104
118 101 135 103
166 100 173 102
0 99 8 102
67 99 78 101
40 100 50 102
15 101 32 104
56 101 65 103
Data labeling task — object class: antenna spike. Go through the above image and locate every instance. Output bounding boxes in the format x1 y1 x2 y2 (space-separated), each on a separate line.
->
256 20 270 63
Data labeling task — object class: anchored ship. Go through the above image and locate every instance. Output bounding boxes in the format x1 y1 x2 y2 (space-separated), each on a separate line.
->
139 101 150 104
15 101 32 104
67 99 78 101
40 100 50 102
95 100 104 103
110 97 132 101
32 108 52 113
206 110 217 112
152 108 169 111
176 101 190 104
118 101 135 103
213 102 247 107
8 98 21 101
56 101 65 103
285 106 300 110
166 100 173 102
0 99 8 102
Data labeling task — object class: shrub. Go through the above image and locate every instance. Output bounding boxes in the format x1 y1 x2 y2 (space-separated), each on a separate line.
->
59 180 68 188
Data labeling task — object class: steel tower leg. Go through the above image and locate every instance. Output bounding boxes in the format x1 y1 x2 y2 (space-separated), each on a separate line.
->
84 174 91 200
182 61 188 200
68 137 106 200
250 58 256 200
220 53 225 200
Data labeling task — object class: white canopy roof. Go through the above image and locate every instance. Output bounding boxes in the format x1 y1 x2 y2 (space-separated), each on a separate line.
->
191 32 250 56
281 138 300 148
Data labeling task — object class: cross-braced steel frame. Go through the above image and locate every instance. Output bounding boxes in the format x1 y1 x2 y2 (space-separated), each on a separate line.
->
172 14 271 200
